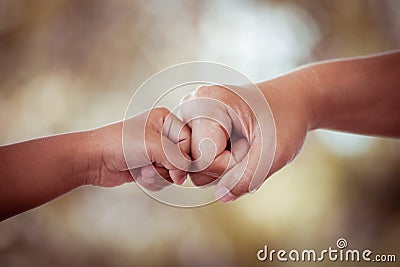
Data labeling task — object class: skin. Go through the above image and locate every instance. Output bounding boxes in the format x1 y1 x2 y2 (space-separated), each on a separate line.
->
0 50 399 220
181 50 400 202
0 107 191 221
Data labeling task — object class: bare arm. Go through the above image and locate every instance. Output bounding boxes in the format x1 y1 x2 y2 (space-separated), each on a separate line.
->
312 51 400 136
0 132 98 220
258 50 400 176
0 108 190 221
182 50 400 202
262 50 400 137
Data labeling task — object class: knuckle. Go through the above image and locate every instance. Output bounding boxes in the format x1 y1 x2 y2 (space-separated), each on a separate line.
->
180 93 192 103
191 179 205 186
148 107 171 123
207 163 227 177
194 85 221 98
153 106 170 116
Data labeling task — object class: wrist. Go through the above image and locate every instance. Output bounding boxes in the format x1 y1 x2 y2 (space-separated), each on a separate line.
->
258 67 317 131
67 129 103 187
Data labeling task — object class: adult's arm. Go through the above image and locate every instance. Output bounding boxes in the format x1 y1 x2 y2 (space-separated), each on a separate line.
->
263 50 400 136
182 50 400 202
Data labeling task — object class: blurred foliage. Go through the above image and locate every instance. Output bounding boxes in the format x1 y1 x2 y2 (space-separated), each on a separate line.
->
0 0 399 266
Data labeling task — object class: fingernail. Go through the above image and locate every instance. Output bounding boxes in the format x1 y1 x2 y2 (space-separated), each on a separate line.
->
215 186 237 203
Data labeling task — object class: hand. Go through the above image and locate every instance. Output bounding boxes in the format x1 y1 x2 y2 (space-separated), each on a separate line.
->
87 107 191 191
180 85 260 202
180 82 310 202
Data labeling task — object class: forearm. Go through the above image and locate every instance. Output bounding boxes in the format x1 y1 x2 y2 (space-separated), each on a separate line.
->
0 130 99 221
261 51 400 137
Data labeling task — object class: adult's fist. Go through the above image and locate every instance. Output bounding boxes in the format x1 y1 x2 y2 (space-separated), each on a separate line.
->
180 85 269 202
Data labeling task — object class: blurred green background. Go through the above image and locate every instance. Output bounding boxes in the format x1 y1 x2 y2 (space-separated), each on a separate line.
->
0 0 399 266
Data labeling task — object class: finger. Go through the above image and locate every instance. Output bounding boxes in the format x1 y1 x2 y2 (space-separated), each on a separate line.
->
190 138 249 186
178 92 193 128
141 165 169 179
190 118 229 172
146 131 190 185
148 108 192 173
141 165 174 183
139 165 172 187
160 135 190 184
141 176 171 188
203 138 249 176
162 110 191 156
179 96 233 172
190 173 216 187
215 137 262 202
169 168 188 185
136 176 165 191
141 165 174 185
137 168 171 190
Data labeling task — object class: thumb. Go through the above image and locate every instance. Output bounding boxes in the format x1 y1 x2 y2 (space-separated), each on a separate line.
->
214 138 263 202
146 131 191 185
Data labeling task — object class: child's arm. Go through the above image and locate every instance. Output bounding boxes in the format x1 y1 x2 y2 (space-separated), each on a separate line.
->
0 107 191 221
0 131 100 220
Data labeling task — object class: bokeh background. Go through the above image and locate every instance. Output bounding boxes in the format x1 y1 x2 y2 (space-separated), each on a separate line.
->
1 0 400 266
